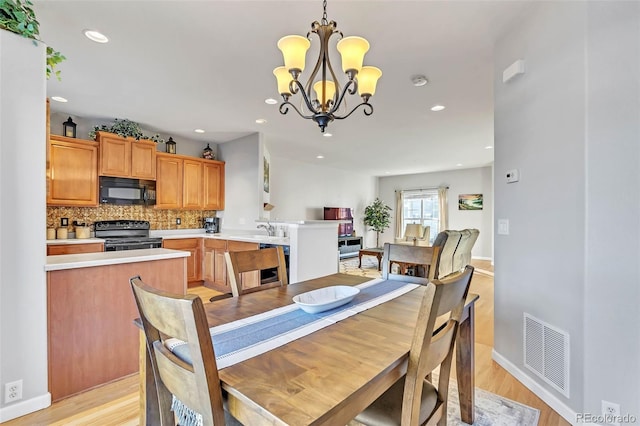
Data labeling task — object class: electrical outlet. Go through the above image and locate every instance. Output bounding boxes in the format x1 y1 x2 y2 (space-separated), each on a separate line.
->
4 380 22 403
176 218 181 225
61 217 69 226
602 400 620 425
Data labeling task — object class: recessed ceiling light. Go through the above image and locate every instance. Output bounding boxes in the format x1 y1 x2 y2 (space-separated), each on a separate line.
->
83 29 109 44
456 163 463 167
323 133 332 137
255 119 267 124
316 155 324 159
194 129 205 133
411 75 429 87
485 146 493 149
51 96 67 103
384 171 391 174
431 105 446 112
265 98 278 105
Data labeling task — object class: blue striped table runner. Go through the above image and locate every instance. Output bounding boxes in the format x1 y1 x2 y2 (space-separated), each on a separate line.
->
168 278 419 369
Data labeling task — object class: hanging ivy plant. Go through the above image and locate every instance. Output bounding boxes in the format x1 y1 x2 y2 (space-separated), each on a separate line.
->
0 0 66 80
89 118 165 143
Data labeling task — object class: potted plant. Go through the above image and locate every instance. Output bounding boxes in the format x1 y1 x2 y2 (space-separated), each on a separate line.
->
363 198 392 248
0 0 65 79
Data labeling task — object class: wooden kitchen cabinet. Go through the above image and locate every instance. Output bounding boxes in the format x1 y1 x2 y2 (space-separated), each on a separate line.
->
162 238 202 286
156 153 225 210
203 239 260 292
47 242 104 255
97 131 156 180
203 239 228 291
47 135 99 207
182 159 203 209
203 161 225 210
156 154 183 209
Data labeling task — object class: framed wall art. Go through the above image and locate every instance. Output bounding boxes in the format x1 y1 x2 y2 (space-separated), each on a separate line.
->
458 194 483 210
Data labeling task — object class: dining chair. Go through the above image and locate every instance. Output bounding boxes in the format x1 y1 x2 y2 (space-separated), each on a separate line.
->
382 243 441 282
225 246 288 297
353 265 475 426
130 276 241 426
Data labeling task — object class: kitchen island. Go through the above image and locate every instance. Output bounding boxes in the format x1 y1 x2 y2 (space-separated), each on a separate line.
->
45 248 189 401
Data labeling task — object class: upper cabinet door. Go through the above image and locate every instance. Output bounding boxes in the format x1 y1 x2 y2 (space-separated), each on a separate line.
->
98 133 131 177
97 132 156 179
156 154 183 209
131 140 157 179
203 161 225 210
182 159 203 209
47 136 99 206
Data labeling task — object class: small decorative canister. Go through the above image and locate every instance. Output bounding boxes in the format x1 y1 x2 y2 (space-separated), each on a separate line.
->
47 228 56 240
56 227 68 239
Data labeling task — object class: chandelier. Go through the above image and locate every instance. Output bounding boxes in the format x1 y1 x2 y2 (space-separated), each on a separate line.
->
273 0 382 133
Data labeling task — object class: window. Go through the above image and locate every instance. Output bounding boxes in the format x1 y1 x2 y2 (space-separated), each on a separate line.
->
402 189 440 244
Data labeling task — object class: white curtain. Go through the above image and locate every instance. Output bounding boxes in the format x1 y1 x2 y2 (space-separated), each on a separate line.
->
438 186 449 232
395 190 404 239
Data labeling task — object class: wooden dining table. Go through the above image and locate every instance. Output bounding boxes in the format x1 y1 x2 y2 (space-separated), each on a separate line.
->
139 273 479 425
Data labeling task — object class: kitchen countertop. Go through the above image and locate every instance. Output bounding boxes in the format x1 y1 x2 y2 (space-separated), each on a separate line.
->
46 237 105 245
45 248 190 271
154 230 289 246
45 232 289 247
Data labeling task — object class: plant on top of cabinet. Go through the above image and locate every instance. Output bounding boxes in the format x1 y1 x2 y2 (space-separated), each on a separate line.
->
89 118 165 143
0 0 65 79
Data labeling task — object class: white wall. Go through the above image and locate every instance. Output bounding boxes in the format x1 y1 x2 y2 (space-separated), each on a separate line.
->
268 155 377 244
494 1 639 421
0 31 50 421
583 1 640 419
217 133 262 230
377 166 493 259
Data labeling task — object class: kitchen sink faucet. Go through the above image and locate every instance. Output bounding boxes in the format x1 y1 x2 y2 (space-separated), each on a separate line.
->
257 223 275 236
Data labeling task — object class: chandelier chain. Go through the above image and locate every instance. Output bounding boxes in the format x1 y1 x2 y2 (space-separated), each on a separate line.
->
322 0 328 24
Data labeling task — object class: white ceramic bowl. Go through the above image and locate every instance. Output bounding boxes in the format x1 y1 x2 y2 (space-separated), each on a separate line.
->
293 286 360 314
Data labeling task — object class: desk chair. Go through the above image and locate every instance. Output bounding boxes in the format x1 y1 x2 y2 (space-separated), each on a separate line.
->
225 246 288 297
130 276 240 425
382 243 441 282
354 266 474 426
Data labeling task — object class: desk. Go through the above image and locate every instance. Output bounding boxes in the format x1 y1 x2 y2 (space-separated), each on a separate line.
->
358 248 384 270
140 273 478 425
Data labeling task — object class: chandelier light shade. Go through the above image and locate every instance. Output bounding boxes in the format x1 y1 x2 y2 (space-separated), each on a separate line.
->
273 0 382 133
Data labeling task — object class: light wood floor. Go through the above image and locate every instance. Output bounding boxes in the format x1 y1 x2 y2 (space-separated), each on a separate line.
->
4 264 570 426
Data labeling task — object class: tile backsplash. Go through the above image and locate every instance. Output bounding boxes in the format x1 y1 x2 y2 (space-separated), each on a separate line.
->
47 205 216 231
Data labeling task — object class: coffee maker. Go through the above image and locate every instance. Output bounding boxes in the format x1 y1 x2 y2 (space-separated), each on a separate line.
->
203 217 220 233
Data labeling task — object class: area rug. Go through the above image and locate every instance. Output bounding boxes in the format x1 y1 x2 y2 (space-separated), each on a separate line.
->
339 256 383 279
349 374 540 426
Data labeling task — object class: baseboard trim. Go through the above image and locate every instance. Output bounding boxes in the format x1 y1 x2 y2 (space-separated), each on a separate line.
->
472 256 493 261
0 392 51 422
492 350 579 425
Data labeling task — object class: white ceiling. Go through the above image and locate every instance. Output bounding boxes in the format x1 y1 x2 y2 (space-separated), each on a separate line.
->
35 0 532 177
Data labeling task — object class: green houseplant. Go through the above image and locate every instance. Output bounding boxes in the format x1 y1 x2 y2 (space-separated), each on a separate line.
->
89 118 165 143
363 198 392 248
0 0 65 80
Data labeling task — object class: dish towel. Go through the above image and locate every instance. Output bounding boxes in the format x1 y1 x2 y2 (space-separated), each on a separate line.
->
165 278 420 425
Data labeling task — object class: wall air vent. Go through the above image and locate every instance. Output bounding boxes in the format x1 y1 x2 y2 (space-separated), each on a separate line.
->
523 313 570 397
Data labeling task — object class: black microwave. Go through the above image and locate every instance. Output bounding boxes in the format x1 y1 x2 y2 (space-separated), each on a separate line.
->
99 176 156 206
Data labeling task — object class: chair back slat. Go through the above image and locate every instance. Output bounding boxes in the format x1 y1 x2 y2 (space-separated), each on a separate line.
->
401 265 474 425
226 246 288 297
130 276 227 425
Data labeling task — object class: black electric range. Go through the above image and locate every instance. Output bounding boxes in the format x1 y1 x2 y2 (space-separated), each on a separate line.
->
94 220 163 251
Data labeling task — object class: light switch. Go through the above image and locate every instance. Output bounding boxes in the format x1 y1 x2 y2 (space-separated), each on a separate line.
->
498 219 509 235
